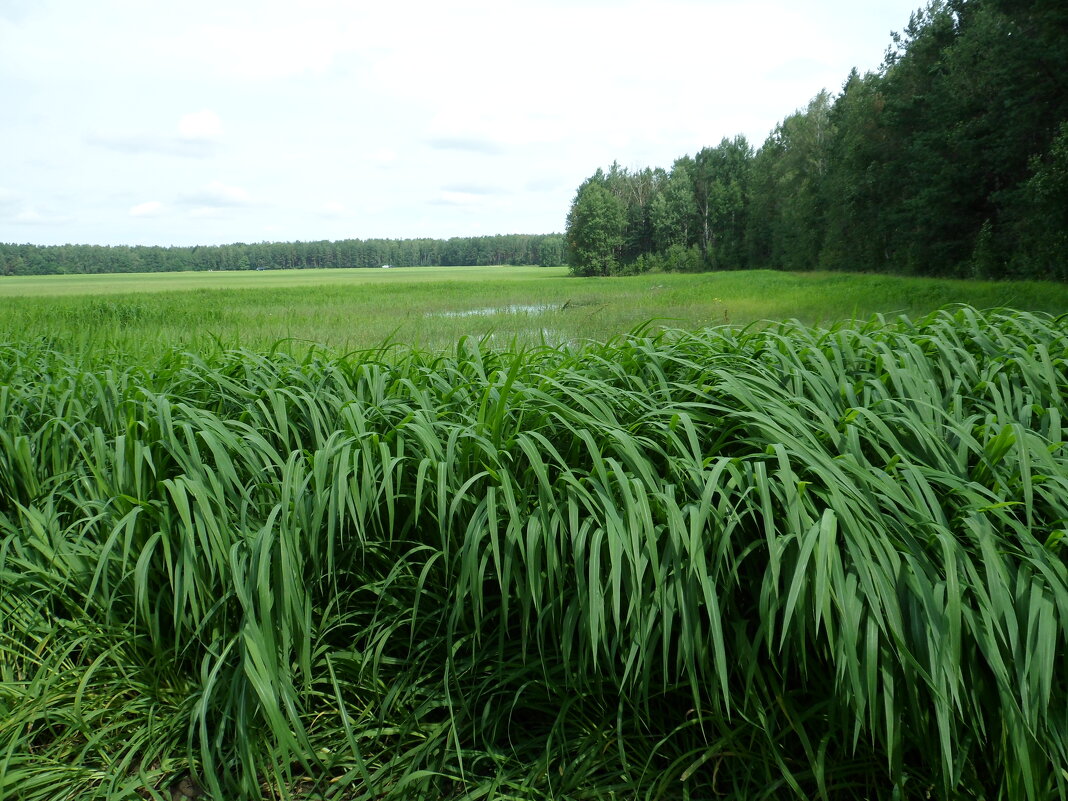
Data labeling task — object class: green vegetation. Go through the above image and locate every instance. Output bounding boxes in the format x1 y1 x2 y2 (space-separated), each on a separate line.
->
1 305 1066 800
0 234 565 277
4 3 1064 794
567 0 1068 280
3 265 1068 357
4 1 1068 783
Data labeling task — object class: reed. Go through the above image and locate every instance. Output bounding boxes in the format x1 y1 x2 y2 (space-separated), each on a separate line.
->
0 306 1065 799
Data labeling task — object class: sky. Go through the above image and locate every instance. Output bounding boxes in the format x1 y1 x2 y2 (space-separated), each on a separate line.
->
0 0 923 248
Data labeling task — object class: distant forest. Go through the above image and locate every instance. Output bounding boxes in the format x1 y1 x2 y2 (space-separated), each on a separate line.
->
0 234 566 276
566 0 1068 280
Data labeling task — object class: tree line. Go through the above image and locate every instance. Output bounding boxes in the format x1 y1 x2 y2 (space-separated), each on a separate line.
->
0 234 566 276
566 0 1068 280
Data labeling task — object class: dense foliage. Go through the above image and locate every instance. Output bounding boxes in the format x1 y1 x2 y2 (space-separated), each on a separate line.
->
567 0 1068 280
0 233 566 276
1 307 1066 800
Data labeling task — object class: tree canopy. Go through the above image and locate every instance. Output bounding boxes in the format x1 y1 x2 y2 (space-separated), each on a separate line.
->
0 234 566 276
566 0 1068 280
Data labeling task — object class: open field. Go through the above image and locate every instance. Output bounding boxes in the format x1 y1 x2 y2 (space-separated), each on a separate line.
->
2 265 1068 356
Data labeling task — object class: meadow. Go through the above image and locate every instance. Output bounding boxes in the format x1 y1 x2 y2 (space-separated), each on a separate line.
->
0 267 1066 800
3 265 1068 355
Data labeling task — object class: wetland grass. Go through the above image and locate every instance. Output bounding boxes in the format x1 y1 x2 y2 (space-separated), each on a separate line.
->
2 265 1067 357
1 306 1066 799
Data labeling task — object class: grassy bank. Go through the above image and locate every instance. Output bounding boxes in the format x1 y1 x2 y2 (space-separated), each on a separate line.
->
2 266 1067 356
1 307 1066 800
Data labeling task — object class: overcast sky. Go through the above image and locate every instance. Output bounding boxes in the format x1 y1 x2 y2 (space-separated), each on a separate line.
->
1 0 922 247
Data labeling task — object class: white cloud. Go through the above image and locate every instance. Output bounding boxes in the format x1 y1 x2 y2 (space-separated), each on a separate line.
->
87 111 224 158
193 11 362 80
13 207 70 225
188 206 225 219
178 109 222 141
184 180 252 207
432 191 486 207
129 200 164 217
426 137 505 156
425 110 565 153
372 148 398 166
86 131 214 158
442 184 503 197
525 176 565 193
0 1 36 23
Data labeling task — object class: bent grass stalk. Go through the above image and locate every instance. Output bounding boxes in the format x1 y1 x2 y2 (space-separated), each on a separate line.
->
0 306 1065 799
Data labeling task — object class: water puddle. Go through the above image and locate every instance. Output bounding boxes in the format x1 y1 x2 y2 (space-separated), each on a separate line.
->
435 304 557 318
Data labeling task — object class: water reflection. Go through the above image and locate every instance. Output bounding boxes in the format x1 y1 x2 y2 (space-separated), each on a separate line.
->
434 304 557 318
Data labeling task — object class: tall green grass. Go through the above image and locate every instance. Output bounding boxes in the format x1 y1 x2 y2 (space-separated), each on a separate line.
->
3 266 1068 357
0 306 1066 799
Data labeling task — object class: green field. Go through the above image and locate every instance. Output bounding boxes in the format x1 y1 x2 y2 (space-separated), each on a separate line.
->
1 269 1067 800
3 265 1067 356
